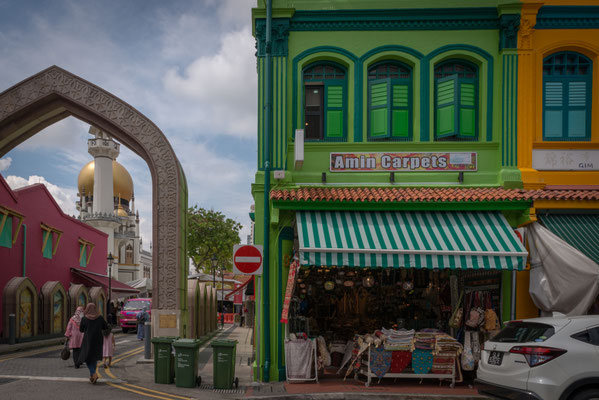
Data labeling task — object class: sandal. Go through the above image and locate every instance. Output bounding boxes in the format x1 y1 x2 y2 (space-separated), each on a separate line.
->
91 374 98 384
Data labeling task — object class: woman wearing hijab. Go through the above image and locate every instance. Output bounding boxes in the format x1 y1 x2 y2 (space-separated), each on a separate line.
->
64 306 85 368
77 303 108 384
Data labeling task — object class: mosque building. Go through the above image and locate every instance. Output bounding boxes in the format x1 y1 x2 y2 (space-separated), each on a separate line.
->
76 126 152 287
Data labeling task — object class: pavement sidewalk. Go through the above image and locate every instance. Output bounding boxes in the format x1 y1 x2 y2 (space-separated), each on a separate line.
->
118 325 489 400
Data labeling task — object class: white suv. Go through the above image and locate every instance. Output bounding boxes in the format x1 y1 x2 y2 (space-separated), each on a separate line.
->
476 315 599 400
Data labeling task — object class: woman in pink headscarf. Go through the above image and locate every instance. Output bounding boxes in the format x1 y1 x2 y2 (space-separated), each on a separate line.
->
65 306 85 368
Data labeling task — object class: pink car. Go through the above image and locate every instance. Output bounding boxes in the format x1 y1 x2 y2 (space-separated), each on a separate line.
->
119 298 151 333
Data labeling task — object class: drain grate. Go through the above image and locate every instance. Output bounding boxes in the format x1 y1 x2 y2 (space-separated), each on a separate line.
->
197 383 245 394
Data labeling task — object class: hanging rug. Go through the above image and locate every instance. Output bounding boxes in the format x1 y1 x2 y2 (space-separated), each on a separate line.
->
389 350 411 373
412 349 434 374
370 347 392 378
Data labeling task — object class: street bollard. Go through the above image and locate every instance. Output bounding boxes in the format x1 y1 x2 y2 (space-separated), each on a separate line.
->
144 321 152 359
8 314 15 345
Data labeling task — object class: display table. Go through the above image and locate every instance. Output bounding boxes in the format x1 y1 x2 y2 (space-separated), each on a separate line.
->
360 347 456 388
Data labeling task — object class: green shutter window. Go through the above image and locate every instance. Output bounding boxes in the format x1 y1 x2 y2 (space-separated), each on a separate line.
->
392 84 409 138
458 82 476 138
436 76 457 138
80 245 87 268
303 63 346 141
0 215 12 248
326 85 344 138
369 81 388 137
543 52 592 141
43 231 53 259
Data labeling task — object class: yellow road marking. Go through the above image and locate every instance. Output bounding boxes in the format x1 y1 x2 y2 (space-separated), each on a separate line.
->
124 383 193 400
98 344 193 400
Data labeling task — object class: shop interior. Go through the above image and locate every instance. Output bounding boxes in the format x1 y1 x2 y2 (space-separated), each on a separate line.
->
286 265 503 385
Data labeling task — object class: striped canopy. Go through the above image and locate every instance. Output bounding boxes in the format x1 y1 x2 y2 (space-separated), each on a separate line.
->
296 210 527 270
538 213 599 264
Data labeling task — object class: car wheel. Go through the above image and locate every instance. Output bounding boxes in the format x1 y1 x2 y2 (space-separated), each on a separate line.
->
122 327 128 334
571 389 599 400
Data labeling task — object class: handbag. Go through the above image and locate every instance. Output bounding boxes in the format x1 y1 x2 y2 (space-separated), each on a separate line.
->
484 292 500 331
61 339 71 360
461 331 475 371
465 292 485 329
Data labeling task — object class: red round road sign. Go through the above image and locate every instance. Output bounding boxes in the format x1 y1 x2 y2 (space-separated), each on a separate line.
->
233 245 263 274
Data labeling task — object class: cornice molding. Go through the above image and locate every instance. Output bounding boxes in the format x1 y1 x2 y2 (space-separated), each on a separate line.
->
535 6 599 29
255 19 290 57
288 8 499 31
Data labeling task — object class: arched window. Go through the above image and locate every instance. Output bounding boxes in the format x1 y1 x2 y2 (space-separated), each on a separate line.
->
303 63 347 141
434 60 478 141
125 244 133 264
543 51 592 141
367 61 412 141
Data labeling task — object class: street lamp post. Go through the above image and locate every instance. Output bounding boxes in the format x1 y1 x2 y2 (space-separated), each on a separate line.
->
107 253 114 323
220 266 225 329
211 255 218 329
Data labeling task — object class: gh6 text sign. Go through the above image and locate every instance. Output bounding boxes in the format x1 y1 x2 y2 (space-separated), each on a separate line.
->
232 244 263 275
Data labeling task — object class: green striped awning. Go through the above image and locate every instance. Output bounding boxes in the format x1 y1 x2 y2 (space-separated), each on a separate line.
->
296 210 527 270
538 213 599 264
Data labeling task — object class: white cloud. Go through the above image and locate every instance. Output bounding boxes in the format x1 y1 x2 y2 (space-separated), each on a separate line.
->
6 175 78 217
0 157 11 172
163 27 257 138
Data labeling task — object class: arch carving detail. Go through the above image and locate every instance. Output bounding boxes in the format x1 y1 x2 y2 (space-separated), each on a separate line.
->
0 66 185 311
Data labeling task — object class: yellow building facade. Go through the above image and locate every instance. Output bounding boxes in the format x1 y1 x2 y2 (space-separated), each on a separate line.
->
517 0 599 318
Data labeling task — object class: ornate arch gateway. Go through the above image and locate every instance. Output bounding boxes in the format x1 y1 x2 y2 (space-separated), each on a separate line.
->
0 66 188 337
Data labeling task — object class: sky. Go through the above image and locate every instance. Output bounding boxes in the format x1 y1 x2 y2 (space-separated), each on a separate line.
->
0 0 257 248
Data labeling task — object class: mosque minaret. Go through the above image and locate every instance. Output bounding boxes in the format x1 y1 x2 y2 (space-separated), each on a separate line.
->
76 126 151 286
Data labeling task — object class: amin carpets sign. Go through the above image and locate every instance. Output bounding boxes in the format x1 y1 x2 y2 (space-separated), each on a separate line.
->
330 152 477 172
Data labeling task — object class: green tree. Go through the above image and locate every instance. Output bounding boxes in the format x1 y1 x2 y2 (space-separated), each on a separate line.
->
187 205 243 273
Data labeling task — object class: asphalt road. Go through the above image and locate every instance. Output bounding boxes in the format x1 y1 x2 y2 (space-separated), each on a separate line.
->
0 332 155 400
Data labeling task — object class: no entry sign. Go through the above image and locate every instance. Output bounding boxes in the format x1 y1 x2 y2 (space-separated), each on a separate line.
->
232 244 263 275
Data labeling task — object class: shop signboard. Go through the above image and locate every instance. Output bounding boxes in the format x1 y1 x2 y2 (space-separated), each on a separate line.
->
232 244 263 275
330 152 477 172
532 149 599 170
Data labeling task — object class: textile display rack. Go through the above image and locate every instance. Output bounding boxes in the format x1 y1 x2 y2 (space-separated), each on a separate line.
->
360 346 456 388
285 337 319 383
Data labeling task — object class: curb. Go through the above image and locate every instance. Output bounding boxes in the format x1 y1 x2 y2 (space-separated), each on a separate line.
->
243 394 489 400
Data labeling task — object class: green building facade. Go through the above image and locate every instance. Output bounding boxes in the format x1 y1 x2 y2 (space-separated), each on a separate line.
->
251 0 529 382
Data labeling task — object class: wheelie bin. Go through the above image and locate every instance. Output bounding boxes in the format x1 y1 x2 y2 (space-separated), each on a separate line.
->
173 339 201 388
210 339 239 389
151 336 177 384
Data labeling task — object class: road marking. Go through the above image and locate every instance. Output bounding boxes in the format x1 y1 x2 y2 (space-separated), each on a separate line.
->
116 339 133 345
99 349 193 400
0 374 123 383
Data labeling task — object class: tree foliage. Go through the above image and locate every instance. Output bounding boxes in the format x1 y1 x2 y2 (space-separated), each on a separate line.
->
187 205 243 273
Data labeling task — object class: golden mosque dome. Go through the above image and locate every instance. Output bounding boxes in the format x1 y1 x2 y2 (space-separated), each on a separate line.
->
77 160 134 201
116 205 129 217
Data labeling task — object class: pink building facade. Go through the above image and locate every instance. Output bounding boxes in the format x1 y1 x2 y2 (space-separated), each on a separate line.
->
0 174 135 340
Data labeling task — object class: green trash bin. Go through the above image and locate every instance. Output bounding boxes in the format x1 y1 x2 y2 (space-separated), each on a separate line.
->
173 339 200 388
151 336 177 384
211 339 239 389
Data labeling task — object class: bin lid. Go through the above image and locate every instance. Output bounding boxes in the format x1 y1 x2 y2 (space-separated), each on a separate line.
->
173 338 200 348
151 336 178 344
210 339 238 347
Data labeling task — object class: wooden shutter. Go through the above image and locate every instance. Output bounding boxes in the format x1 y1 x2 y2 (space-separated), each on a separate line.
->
544 81 564 139
436 75 458 138
0 215 11 248
458 82 476 138
369 81 389 138
567 81 588 139
392 84 409 138
43 231 53 259
326 85 344 138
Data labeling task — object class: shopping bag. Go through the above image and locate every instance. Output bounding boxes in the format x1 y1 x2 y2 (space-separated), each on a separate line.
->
461 332 475 371
60 339 71 360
